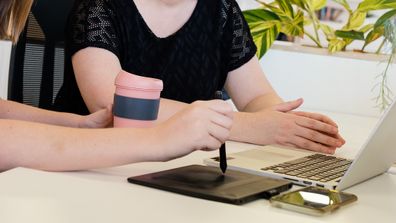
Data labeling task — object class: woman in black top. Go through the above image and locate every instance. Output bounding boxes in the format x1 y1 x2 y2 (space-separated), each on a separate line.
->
55 0 345 154
0 0 233 171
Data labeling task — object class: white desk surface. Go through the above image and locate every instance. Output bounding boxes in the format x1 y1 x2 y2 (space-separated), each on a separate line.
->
1 111 396 223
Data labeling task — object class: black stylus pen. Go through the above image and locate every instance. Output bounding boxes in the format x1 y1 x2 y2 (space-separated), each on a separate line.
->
214 91 227 174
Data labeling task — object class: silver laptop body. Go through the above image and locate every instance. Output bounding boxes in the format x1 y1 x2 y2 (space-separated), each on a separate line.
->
204 100 396 190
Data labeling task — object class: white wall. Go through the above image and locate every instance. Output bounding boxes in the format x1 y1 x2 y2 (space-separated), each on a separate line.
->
261 45 396 117
0 40 12 99
236 0 260 9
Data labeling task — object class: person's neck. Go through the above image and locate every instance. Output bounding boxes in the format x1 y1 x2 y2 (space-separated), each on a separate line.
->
137 0 193 7
159 0 184 5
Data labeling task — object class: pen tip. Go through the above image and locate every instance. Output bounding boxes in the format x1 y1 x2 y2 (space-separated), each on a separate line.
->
220 165 227 174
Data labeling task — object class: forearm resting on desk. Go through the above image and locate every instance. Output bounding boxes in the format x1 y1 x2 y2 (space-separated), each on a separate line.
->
228 97 345 154
0 100 233 172
0 119 162 171
0 99 112 128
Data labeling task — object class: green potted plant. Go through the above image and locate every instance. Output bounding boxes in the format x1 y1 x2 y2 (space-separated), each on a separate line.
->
243 0 396 110
377 16 396 110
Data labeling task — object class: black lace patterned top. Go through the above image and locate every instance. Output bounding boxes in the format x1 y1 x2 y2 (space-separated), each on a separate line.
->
54 0 257 114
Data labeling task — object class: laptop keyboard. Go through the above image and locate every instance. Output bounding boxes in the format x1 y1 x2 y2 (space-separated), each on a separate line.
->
261 154 353 182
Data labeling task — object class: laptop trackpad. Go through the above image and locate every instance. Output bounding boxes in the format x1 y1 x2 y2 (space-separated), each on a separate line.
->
234 147 312 165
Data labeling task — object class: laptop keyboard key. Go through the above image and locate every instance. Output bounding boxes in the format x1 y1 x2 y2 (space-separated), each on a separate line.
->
264 154 353 183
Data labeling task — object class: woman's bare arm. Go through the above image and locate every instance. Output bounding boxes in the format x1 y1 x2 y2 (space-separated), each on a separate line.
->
224 57 345 154
0 98 112 128
72 47 187 123
0 100 233 172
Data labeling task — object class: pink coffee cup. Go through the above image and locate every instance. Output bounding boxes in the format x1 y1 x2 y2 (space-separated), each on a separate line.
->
113 70 163 128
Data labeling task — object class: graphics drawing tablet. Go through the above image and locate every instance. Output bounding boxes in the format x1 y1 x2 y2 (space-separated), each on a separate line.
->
127 165 292 205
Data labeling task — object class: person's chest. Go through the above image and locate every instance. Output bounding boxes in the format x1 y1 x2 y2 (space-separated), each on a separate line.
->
132 0 198 38
115 0 224 70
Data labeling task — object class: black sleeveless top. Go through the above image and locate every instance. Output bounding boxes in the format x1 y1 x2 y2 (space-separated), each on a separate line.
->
54 0 257 114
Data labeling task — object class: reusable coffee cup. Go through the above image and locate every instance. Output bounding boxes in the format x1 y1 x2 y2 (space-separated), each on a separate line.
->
113 70 163 128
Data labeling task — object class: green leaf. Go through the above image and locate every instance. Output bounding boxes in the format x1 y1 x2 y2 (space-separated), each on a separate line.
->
332 0 352 13
335 30 365 40
280 11 305 36
275 0 295 18
243 9 280 23
374 9 396 29
344 38 354 48
310 0 328 10
357 0 396 12
304 16 313 26
363 27 385 49
290 0 307 9
303 0 327 11
260 2 290 20
250 21 280 35
328 38 347 53
320 23 336 39
344 11 367 30
251 23 280 59
359 24 374 33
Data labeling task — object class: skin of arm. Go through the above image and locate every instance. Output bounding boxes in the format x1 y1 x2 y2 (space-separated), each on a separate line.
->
224 57 345 154
0 98 112 128
0 100 233 172
73 48 344 154
72 47 186 123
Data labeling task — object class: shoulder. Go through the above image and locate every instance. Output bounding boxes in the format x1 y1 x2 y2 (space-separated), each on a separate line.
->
200 0 240 26
217 0 240 13
73 0 116 7
203 0 237 13
69 0 133 25
71 0 124 14
207 0 242 27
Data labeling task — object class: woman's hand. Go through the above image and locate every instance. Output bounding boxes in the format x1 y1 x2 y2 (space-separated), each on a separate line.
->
263 99 345 154
156 100 233 161
78 105 113 128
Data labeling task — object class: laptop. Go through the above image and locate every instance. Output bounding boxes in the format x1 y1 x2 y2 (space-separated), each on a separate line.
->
204 100 396 191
